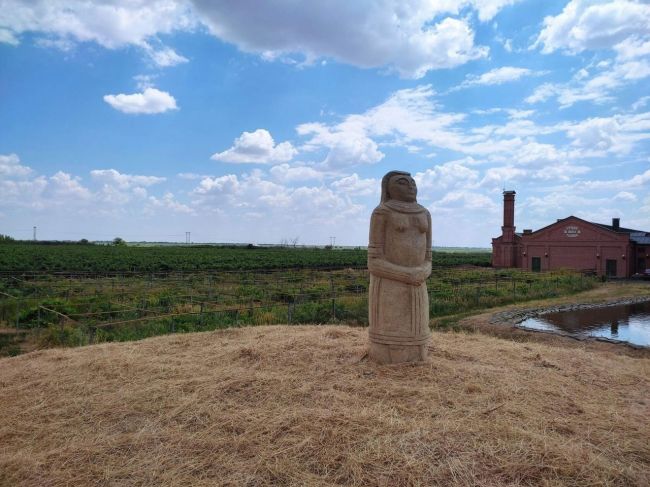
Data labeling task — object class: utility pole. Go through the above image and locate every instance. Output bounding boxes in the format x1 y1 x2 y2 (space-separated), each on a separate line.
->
185 232 191 244
329 236 336 247
33 226 36 241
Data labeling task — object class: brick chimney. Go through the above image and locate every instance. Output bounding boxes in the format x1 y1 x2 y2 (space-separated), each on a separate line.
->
502 190 516 243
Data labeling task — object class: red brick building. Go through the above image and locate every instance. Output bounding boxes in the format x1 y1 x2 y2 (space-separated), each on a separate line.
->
492 191 650 277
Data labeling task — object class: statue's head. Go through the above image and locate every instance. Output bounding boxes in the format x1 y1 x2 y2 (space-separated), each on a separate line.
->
381 170 417 203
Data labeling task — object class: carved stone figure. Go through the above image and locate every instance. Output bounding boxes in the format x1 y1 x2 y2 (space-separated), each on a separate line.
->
368 170 432 364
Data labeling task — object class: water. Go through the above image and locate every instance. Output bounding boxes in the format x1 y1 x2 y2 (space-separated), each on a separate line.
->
518 301 650 347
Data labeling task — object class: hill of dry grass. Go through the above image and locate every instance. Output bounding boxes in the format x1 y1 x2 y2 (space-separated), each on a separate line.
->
1 322 649 486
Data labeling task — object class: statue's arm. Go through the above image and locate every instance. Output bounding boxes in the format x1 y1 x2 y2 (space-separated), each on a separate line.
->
422 210 432 279
368 209 423 285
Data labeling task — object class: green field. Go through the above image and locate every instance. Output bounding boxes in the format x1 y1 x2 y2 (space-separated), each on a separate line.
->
0 243 599 356
0 242 491 272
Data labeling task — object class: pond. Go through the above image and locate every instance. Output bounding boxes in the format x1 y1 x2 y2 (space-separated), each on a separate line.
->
518 300 650 347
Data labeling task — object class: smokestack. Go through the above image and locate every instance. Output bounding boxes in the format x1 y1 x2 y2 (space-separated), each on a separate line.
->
503 190 516 228
612 218 620 231
501 190 516 243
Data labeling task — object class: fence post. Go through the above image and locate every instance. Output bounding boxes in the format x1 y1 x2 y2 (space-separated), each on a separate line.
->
330 276 336 321
287 302 292 324
512 277 516 300
200 303 204 327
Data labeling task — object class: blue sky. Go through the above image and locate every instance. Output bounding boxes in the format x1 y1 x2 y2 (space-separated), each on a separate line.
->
1 0 649 246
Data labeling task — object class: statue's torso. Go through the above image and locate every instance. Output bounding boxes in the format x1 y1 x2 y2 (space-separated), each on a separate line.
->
383 210 428 268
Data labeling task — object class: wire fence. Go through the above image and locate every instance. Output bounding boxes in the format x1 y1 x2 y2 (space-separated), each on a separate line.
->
0 267 598 352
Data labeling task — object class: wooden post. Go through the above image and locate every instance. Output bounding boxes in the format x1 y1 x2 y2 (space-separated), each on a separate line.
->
330 276 336 321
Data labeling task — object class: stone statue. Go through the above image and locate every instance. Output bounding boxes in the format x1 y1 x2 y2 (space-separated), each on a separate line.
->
368 170 432 364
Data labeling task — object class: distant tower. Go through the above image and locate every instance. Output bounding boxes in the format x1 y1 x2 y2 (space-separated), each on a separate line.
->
492 190 519 268
501 190 516 244
33 226 36 241
185 232 191 244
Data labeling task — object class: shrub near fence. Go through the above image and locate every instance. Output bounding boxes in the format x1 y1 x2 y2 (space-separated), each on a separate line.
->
0 267 597 354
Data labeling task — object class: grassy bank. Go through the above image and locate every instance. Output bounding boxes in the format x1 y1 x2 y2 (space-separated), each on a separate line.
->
1 325 648 486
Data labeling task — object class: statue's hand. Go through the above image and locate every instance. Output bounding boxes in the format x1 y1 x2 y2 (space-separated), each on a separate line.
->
410 262 432 285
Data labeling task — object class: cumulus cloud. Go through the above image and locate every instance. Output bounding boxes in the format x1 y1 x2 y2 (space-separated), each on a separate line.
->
211 129 297 164
0 0 196 48
192 0 489 78
415 161 480 191
330 173 378 197
103 87 178 114
0 0 528 102
269 164 323 182
0 0 529 77
563 112 650 156
146 192 194 214
0 153 32 177
534 0 650 56
49 171 92 200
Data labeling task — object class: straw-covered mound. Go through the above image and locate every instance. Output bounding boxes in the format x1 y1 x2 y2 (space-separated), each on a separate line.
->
1 325 649 486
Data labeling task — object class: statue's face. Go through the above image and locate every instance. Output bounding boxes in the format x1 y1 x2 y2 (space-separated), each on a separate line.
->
388 174 417 202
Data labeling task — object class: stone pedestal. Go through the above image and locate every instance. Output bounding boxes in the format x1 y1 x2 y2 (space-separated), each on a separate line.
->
369 343 428 365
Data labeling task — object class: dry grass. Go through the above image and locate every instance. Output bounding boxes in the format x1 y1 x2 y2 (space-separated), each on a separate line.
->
1 323 649 486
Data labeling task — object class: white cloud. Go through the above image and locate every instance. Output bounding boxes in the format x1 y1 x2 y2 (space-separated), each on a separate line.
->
471 0 522 21
297 86 467 167
614 191 637 201
458 66 535 87
49 171 92 200
535 0 650 55
0 0 196 49
432 190 498 211
192 174 241 197
330 173 378 197
0 176 48 209
176 172 213 180
211 129 297 164
146 192 194 214
269 164 323 182
192 1 489 78
0 153 32 177
143 44 189 67
0 0 527 77
103 87 178 114
526 60 650 108
298 122 384 168
563 112 650 157
90 169 166 188
0 27 19 45
570 168 650 192
415 161 480 191
632 96 650 111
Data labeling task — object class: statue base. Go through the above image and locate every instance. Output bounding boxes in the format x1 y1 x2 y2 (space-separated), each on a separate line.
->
368 342 428 365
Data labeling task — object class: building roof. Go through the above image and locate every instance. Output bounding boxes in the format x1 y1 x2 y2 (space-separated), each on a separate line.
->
521 215 650 244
